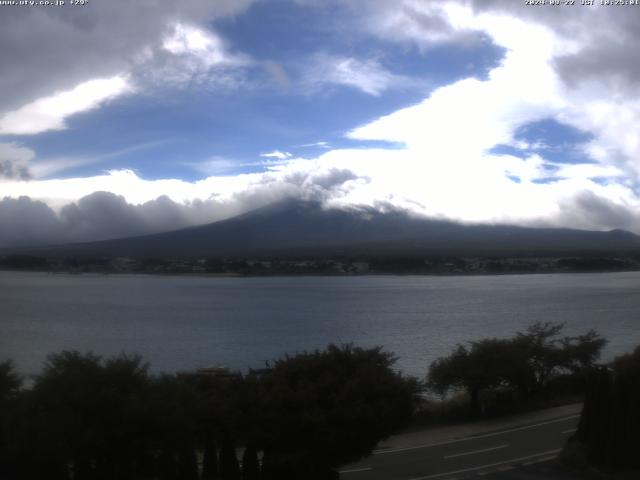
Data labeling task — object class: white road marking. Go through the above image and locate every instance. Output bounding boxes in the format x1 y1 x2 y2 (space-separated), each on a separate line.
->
408 448 562 480
339 467 373 474
373 414 579 455
444 444 508 459
561 428 577 435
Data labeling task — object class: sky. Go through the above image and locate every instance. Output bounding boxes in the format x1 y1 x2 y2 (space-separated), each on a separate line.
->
2 0 640 248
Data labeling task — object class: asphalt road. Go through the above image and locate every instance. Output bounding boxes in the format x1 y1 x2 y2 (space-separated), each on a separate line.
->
339 414 580 480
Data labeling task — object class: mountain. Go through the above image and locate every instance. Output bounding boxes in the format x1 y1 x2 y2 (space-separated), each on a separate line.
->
14 199 640 259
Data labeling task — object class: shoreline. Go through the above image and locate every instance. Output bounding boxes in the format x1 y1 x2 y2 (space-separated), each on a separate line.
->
2 267 640 278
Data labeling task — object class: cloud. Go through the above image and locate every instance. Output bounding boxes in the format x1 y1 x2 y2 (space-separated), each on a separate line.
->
0 0 254 120
0 76 131 136
260 150 292 160
297 142 331 149
4 0 640 244
3 150 640 250
30 140 174 179
303 54 413 96
556 190 639 233
185 154 293 176
356 0 483 49
0 163 364 248
0 193 201 248
0 197 66 248
137 22 252 90
0 143 34 180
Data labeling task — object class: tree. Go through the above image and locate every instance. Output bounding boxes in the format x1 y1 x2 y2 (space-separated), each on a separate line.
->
560 329 607 376
259 344 419 479
575 346 640 468
241 444 260 480
513 322 566 394
428 339 513 415
0 360 21 402
0 361 23 480
428 323 607 414
147 373 202 480
512 323 607 396
219 435 241 480
201 436 219 480
23 351 155 480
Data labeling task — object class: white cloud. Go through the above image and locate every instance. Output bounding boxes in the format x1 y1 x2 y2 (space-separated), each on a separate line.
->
162 23 249 68
297 141 331 149
136 22 252 91
303 54 413 96
186 157 267 176
357 0 477 49
260 150 292 160
0 76 131 136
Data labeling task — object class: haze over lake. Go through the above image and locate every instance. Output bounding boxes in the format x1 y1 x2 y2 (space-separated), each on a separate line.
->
2 271 639 378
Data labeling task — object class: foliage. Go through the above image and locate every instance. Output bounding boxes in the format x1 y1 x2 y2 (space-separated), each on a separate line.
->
0 344 419 480
574 346 640 468
0 360 21 401
259 344 420 478
427 322 606 415
0 361 23 479
428 339 513 414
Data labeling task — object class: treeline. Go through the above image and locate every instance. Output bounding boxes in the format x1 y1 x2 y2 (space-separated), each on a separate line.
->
0 324 621 478
0 345 419 480
426 322 606 417
3 254 640 275
570 346 640 469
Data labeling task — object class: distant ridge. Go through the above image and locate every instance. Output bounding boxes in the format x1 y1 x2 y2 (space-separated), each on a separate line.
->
13 199 640 259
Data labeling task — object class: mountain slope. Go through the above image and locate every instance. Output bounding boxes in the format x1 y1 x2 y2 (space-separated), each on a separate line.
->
19 200 640 258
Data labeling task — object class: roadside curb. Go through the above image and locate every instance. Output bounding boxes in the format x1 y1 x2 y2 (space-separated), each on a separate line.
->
374 403 583 453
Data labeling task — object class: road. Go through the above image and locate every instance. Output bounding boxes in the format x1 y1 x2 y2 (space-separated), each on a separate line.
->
339 413 579 480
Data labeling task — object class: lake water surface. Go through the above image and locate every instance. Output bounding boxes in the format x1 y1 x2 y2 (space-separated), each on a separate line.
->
2 271 639 378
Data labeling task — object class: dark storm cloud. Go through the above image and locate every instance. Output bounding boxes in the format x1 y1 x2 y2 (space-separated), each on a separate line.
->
59 192 147 241
556 190 639 232
0 167 361 248
0 193 215 248
0 197 65 248
0 0 253 113
554 42 640 91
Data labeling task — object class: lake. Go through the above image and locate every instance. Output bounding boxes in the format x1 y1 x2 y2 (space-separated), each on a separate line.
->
1 271 639 378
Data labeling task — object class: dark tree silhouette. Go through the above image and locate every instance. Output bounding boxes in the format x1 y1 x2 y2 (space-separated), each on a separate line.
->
23 351 154 480
0 361 23 479
219 436 241 480
0 360 21 401
202 436 219 480
428 323 607 414
259 344 419 479
241 444 260 480
428 339 512 415
575 346 640 468
0 345 419 480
